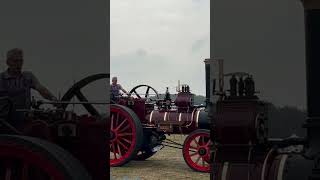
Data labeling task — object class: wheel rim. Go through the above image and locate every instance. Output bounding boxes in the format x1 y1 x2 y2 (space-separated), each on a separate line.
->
60 73 109 116
129 85 159 101
0 147 65 180
183 131 212 173
110 106 137 166
0 139 67 180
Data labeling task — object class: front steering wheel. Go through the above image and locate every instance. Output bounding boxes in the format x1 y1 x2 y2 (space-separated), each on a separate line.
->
129 85 159 102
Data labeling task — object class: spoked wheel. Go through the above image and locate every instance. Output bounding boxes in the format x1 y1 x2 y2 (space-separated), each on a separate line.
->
56 73 109 179
129 85 159 102
60 73 110 116
110 104 143 166
0 135 92 180
183 129 212 173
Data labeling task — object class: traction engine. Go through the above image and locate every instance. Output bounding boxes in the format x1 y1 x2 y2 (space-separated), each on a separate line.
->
210 0 320 179
0 73 109 180
110 70 212 172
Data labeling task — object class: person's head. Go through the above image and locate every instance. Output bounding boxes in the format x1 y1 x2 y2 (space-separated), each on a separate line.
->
6 48 24 74
112 77 118 85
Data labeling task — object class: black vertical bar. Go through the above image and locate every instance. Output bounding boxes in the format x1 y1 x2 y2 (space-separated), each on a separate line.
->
304 9 320 156
305 9 320 118
206 63 211 105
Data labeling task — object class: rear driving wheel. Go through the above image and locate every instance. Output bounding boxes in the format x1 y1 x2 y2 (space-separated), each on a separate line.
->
0 135 92 180
110 104 143 166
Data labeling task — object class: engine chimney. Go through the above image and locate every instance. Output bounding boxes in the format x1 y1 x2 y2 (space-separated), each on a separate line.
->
204 59 211 105
301 0 320 155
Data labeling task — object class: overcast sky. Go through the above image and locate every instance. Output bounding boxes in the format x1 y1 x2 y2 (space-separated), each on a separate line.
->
111 0 307 110
111 0 210 97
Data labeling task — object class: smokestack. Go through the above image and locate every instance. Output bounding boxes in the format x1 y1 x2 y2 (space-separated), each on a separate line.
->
204 58 221 105
301 0 320 152
205 59 211 104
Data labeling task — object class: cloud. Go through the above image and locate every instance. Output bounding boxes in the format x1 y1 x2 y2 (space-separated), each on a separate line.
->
191 36 209 53
136 49 148 57
111 0 210 96
111 48 208 96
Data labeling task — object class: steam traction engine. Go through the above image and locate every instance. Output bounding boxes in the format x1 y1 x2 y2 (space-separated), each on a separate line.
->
110 74 212 172
209 0 320 179
0 73 109 180
205 58 273 179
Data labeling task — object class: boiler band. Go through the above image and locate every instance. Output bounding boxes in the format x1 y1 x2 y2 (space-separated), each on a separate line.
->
145 108 209 130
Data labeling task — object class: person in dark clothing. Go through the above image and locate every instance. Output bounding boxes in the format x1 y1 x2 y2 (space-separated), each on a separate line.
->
244 75 255 96
244 75 251 96
249 75 255 96
229 74 238 97
164 87 171 109
238 76 245 96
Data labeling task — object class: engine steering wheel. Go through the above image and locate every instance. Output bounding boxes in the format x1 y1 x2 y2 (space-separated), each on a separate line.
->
129 85 159 102
60 73 109 117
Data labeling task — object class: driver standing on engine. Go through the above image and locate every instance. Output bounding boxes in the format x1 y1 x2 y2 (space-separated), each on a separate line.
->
0 48 57 129
110 76 129 103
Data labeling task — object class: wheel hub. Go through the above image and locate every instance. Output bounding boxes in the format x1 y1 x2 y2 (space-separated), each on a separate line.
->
198 147 207 156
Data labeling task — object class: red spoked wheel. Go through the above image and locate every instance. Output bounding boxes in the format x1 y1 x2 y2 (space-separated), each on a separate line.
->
110 104 143 167
183 129 212 173
0 135 92 180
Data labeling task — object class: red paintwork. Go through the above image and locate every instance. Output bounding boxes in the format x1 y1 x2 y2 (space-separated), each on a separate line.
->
145 109 202 134
116 90 205 134
183 130 211 172
215 98 264 144
0 138 66 180
110 105 137 166
75 118 106 180
117 97 150 122
111 89 211 172
212 96 278 180
21 114 107 180
174 92 194 112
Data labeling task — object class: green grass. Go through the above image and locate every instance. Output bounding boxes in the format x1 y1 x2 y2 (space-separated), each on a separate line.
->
111 135 210 180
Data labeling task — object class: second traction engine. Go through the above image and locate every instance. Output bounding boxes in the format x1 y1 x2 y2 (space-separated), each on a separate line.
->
110 60 212 172
145 84 208 134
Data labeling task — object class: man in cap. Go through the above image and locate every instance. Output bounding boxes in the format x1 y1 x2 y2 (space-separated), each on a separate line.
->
110 76 128 102
0 48 57 128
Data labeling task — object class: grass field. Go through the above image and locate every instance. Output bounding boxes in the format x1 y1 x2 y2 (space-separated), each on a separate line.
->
111 135 210 180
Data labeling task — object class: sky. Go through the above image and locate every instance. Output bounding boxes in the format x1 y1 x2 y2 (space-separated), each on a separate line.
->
111 0 307 110
110 0 210 97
